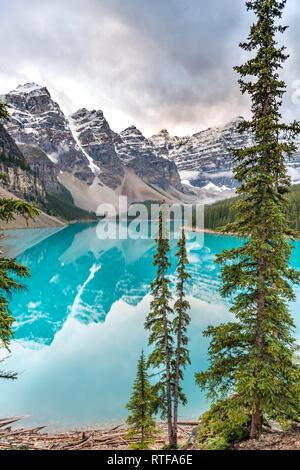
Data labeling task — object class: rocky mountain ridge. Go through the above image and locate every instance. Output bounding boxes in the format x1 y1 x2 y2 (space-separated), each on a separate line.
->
3 83 94 186
2 83 184 213
115 125 182 191
3 82 300 218
150 117 300 188
0 123 45 203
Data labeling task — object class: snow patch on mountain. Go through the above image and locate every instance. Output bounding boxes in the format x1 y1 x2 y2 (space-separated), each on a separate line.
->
6 82 300 210
68 116 101 176
47 153 59 164
150 117 251 189
203 182 223 192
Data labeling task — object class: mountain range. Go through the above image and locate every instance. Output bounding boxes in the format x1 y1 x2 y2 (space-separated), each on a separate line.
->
1 82 300 223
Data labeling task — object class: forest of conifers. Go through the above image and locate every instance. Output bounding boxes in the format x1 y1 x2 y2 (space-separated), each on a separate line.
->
204 184 300 232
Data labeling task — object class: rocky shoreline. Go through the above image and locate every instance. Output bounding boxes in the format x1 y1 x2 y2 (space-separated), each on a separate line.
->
0 418 197 451
1 416 300 450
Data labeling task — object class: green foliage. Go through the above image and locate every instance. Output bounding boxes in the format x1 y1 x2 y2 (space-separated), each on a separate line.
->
173 229 191 419
126 351 157 450
145 208 174 437
0 151 32 173
203 197 237 231
204 184 300 232
287 184 300 231
0 173 8 182
197 398 250 450
174 231 191 360
196 0 300 442
145 213 191 448
0 102 9 121
0 198 39 225
45 186 97 221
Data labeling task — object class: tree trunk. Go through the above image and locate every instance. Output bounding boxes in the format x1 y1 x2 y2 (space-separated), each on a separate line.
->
141 364 145 447
172 379 179 449
165 342 173 447
162 305 173 448
250 248 266 439
172 316 183 449
250 395 262 439
172 374 179 448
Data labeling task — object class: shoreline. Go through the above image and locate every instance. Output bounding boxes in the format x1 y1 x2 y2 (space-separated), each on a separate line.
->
0 215 66 231
0 418 197 450
0 220 235 237
1 219 226 234
2 417 300 450
0 217 98 231
183 225 237 237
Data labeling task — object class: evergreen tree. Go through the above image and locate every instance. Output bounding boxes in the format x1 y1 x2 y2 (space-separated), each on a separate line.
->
126 351 157 450
0 194 38 378
172 228 191 448
145 207 174 446
0 102 39 376
196 0 300 444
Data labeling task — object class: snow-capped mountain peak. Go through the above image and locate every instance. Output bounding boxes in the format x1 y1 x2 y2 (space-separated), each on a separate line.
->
3 83 183 198
150 117 251 188
11 82 46 95
3 82 300 214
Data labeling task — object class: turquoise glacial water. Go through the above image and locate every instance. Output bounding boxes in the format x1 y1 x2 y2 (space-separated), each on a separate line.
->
0 222 300 429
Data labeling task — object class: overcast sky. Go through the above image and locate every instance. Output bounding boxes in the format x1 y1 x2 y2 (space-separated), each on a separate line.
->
1 0 300 136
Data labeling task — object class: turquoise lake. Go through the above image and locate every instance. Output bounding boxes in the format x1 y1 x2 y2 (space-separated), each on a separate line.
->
1 222 300 429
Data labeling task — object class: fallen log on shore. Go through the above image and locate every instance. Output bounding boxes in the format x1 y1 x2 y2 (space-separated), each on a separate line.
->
0 418 197 450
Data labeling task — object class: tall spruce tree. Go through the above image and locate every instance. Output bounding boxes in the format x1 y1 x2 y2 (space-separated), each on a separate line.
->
172 228 191 448
0 102 39 378
126 351 157 449
145 207 174 446
196 0 300 443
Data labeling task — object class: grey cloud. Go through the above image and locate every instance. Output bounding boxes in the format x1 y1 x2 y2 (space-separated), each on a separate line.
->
0 0 300 135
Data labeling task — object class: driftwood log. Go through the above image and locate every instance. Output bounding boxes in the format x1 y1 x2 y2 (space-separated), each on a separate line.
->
0 417 198 450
